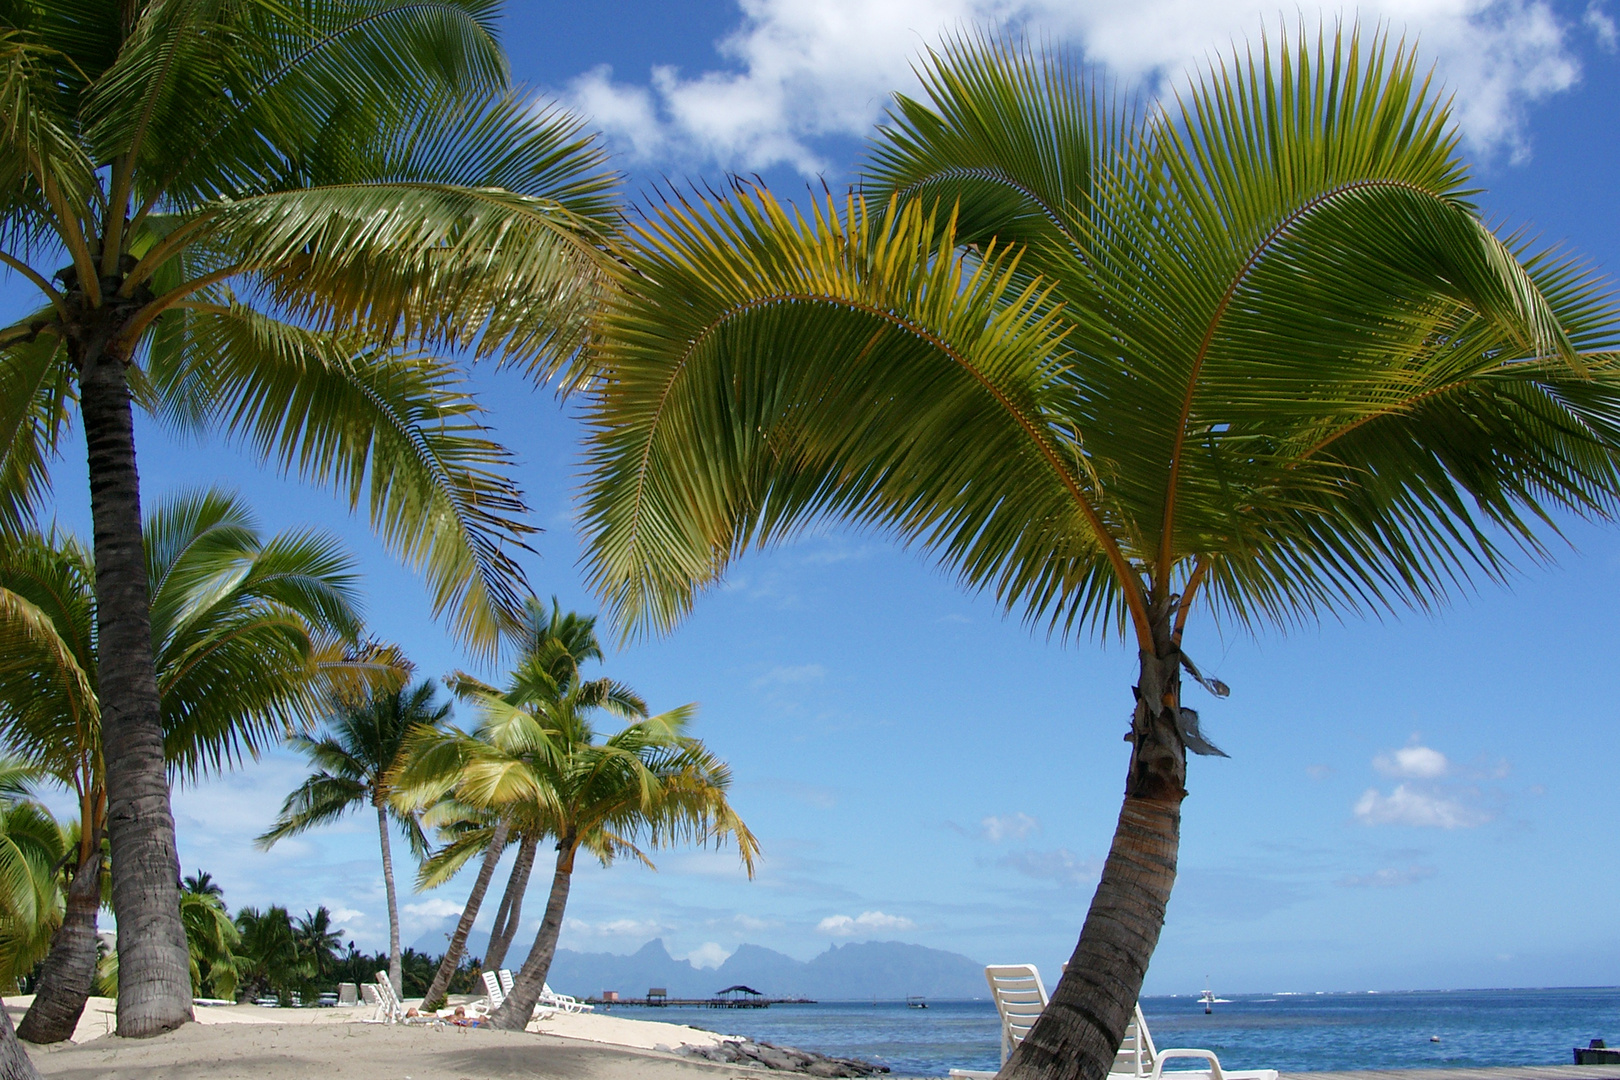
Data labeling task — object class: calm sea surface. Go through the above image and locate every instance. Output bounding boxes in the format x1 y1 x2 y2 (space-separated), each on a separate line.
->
620 988 1620 1078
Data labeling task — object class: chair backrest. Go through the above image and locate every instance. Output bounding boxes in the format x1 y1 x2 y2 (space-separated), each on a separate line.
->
1113 1005 1160 1077
499 969 515 995
985 965 1050 1065
338 982 358 1005
483 970 505 1007
360 984 380 1006
374 972 403 1020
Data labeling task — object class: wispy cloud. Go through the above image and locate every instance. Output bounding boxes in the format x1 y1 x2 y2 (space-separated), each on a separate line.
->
1356 740 1504 828
1354 784 1495 828
981 812 1040 842
564 0 1596 175
1337 865 1437 888
997 848 1099 886
817 910 916 936
565 917 670 938
752 663 826 689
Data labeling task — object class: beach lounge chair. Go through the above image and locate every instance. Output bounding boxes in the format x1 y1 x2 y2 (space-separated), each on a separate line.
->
1113 1005 1277 1080
363 972 403 1024
949 965 1278 1080
337 982 358 1007
482 970 506 1010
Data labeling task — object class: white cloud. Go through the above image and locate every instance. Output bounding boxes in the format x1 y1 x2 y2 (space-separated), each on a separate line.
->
401 898 464 921
997 847 1100 885
817 910 916 936
980 812 1040 842
565 917 669 938
1337 865 1437 887
684 942 735 969
1353 784 1494 828
1373 743 1450 779
1586 1 1618 49
711 913 779 932
564 0 1595 175
329 907 365 925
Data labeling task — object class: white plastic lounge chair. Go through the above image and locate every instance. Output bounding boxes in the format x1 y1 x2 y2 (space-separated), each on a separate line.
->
949 965 1277 1080
337 982 358 1007
1113 1005 1277 1080
364 972 402 1023
493 969 587 1017
360 983 380 1008
483 970 506 1010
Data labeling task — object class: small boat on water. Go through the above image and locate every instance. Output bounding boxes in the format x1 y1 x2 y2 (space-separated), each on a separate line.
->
1200 981 1232 1013
907 996 928 1009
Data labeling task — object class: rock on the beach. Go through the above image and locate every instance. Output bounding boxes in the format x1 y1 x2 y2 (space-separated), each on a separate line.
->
679 1037 889 1077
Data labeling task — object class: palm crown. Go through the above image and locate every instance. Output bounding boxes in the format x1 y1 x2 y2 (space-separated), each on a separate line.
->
576 27 1620 1080
1 0 617 641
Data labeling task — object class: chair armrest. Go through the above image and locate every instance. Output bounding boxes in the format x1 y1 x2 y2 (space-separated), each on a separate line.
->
1152 1049 1225 1080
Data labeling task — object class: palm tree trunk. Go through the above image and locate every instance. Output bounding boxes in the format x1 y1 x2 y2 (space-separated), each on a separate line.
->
0 1005 41 1080
17 845 103 1043
375 805 403 995
482 833 538 973
78 349 193 1037
420 817 509 1008
488 839 574 1031
1002 631 1187 1080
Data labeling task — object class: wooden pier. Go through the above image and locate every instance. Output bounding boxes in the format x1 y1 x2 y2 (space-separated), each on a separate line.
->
585 995 815 1008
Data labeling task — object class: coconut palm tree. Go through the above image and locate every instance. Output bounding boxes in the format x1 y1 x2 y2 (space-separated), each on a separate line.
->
256 679 448 995
0 763 67 994
0 489 367 1042
0 0 616 1033
458 699 755 1030
179 874 241 1001
575 29 1620 1080
401 597 624 1007
233 905 311 1006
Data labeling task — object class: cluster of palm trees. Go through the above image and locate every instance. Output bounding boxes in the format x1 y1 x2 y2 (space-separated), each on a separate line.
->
5 2 1620 1080
260 598 756 1028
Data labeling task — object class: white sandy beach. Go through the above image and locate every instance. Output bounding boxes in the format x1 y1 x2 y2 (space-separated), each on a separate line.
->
4 994 768 1079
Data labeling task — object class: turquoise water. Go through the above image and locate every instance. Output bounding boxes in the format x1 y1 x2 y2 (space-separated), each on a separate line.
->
622 988 1620 1078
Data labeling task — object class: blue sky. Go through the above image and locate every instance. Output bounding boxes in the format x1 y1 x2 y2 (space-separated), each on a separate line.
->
9 0 1620 996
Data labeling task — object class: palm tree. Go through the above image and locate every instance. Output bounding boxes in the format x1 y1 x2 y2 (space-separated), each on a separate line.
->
0 762 66 994
257 679 449 996
179 874 241 1001
0 489 367 1042
234 906 311 1006
0 0 616 1033
575 29 1620 1080
398 626 759 1031
400 598 634 1007
293 907 344 993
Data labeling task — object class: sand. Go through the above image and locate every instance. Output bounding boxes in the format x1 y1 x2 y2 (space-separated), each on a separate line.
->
3 996 766 1080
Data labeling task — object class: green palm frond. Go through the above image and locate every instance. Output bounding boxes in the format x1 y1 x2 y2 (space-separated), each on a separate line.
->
147 304 533 649
580 26 1620 651
0 323 73 535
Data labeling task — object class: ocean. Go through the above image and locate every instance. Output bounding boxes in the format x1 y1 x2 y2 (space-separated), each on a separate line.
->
620 987 1620 1078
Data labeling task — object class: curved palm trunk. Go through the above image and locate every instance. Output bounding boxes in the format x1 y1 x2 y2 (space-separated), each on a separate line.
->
488 839 574 1031
1002 626 1187 1080
0 1006 42 1080
482 833 538 973
421 817 509 1007
79 351 192 1037
17 845 103 1043
375 806 403 995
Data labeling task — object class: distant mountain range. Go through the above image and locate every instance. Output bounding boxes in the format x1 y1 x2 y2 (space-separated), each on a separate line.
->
541 938 989 1001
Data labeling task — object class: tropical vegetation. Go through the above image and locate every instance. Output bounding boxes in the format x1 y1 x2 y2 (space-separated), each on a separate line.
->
257 678 448 994
0 488 368 1043
574 29 1620 1080
0 0 617 1037
395 601 759 1030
